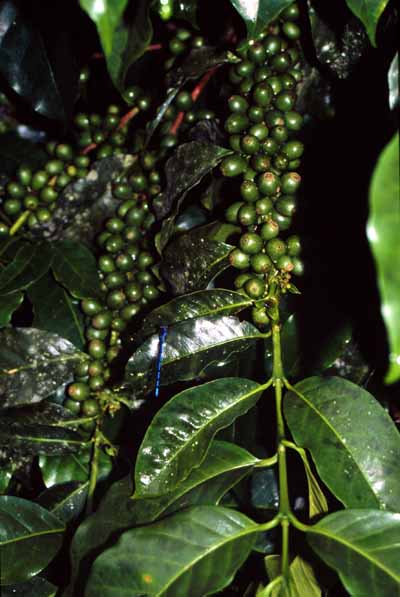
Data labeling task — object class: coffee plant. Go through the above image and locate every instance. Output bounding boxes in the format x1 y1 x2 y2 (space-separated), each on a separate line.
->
0 0 398 595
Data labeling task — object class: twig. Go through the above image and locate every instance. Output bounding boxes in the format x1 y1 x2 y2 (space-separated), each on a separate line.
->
170 66 218 135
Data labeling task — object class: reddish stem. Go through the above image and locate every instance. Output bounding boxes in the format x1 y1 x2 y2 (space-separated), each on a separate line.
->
191 66 218 102
170 111 185 135
118 106 140 130
146 43 163 52
82 142 97 155
170 66 218 135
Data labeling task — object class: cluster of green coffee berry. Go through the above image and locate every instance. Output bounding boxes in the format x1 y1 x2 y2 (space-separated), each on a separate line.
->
64 163 164 417
219 2 304 328
74 87 151 159
0 143 90 235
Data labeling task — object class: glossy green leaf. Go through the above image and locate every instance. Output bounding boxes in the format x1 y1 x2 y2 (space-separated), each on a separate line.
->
2 576 57 597
125 316 264 397
80 0 128 55
28 272 85 349
133 440 259 523
284 376 400 511
160 226 234 294
155 142 231 252
134 377 262 497
0 496 64 585
0 242 52 296
0 1 73 121
345 0 390 45
0 292 23 328
37 481 89 524
367 133 400 383
39 447 112 488
230 0 293 39
86 505 258 597
69 440 258 592
51 241 102 300
0 328 85 409
106 0 152 93
134 289 252 344
0 420 85 456
307 509 400 596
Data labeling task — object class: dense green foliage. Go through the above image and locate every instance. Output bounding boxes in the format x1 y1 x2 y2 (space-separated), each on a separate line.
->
0 0 398 595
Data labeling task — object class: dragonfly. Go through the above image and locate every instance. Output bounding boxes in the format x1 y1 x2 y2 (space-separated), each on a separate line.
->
154 326 168 397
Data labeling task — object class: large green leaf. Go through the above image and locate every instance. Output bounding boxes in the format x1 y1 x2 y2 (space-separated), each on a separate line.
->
0 242 52 295
160 226 234 294
39 447 113 488
0 328 85 409
133 440 259 522
134 377 262 497
0 292 23 328
345 0 390 45
68 441 257 593
367 133 400 383
284 376 400 511
0 420 85 456
133 289 252 344
80 0 128 55
86 505 258 597
37 481 89 524
28 272 85 349
125 316 264 397
2 576 57 597
51 241 102 300
106 0 152 93
230 0 293 39
307 509 400 596
0 496 64 585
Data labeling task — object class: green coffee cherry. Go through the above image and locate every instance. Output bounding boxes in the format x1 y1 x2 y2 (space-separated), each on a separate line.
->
281 172 301 194
250 253 273 273
244 277 265 299
239 233 263 255
229 248 250 270
220 155 247 177
266 238 287 262
257 172 280 196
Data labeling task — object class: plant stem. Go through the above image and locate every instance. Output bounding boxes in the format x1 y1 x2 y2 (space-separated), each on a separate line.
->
85 423 100 515
270 307 292 585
